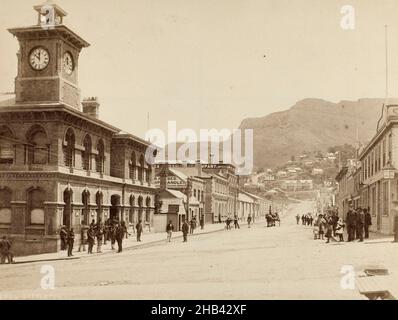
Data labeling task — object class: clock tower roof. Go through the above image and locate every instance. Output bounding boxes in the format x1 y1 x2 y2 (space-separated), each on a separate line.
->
8 1 90 49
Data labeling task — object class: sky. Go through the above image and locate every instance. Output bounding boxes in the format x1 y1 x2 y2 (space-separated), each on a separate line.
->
1 0 398 141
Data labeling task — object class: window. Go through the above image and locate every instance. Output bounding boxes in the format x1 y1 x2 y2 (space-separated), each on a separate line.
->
138 155 145 181
145 197 151 222
82 135 92 171
129 152 136 180
0 126 14 165
146 166 151 183
28 189 45 225
95 139 105 173
0 188 12 224
63 129 75 167
388 133 392 163
129 195 135 222
27 125 49 165
383 139 386 167
82 190 90 225
383 181 389 216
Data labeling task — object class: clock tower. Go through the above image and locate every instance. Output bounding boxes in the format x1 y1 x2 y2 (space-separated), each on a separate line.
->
8 1 90 110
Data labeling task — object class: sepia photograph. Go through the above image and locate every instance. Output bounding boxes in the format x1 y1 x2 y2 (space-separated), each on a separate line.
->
1 0 398 306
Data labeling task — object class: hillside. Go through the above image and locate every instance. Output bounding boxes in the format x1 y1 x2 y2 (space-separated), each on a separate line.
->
239 98 396 169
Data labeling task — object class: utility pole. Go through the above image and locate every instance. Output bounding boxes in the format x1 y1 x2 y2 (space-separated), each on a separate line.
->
185 177 192 223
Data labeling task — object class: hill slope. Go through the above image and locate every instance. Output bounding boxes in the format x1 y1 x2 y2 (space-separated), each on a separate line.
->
239 98 394 169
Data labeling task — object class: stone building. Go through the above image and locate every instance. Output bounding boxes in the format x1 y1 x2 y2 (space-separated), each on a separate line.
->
0 3 156 255
154 162 205 228
358 104 398 234
154 162 239 224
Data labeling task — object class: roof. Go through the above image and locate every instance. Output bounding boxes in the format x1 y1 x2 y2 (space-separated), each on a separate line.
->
169 168 188 182
166 189 185 199
160 189 200 205
238 193 255 203
113 132 152 148
8 24 90 49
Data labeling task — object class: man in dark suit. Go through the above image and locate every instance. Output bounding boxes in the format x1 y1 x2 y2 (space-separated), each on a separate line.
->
182 220 189 242
346 209 356 242
136 220 143 242
364 208 372 239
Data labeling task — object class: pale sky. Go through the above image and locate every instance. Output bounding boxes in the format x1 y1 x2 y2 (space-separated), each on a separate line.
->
1 0 398 141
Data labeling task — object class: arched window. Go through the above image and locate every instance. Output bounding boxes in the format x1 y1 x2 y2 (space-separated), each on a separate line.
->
96 191 103 223
0 126 14 165
0 188 12 224
27 125 49 165
82 190 90 225
63 188 73 228
95 139 105 173
129 152 136 180
146 165 152 183
145 196 151 223
28 188 45 225
63 128 75 167
138 196 143 221
82 135 92 171
129 195 135 224
138 155 145 181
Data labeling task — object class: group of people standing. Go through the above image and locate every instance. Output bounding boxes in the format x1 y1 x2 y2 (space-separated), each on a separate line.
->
345 207 372 242
299 207 372 243
165 217 197 243
266 212 280 227
60 218 135 257
296 213 314 226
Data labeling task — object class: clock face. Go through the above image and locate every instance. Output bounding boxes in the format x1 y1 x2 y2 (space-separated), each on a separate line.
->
29 47 50 70
63 52 74 75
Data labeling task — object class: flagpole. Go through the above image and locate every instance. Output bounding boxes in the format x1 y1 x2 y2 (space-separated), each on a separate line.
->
385 24 389 102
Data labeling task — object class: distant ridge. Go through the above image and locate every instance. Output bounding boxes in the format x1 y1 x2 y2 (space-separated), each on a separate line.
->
239 98 398 169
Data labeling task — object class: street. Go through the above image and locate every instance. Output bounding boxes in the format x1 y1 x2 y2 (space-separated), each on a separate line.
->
1 200 397 300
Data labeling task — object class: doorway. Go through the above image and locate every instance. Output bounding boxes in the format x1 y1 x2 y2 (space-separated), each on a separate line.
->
63 189 73 228
110 195 121 221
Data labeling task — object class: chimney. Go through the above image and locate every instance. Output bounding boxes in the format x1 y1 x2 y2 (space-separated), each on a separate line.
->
196 160 202 176
82 97 100 119
159 163 169 191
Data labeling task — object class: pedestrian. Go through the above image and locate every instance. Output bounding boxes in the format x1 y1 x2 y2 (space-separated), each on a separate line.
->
182 219 189 242
301 214 305 225
335 218 345 242
325 217 335 243
96 224 104 253
136 220 143 242
309 214 314 226
60 225 68 251
318 214 325 240
234 215 240 229
67 228 75 257
247 214 252 228
104 218 111 245
225 217 232 230
89 219 96 229
109 223 117 250
200 216 205 230
364 208 372 239
87 226 95 254
116 223 124 253
313 222 319 240
190 218 196 234
356 208 365 242
166 220 174 242
78 224 88 252
346 209 356 242
296 214 300 225
0 236 13 264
